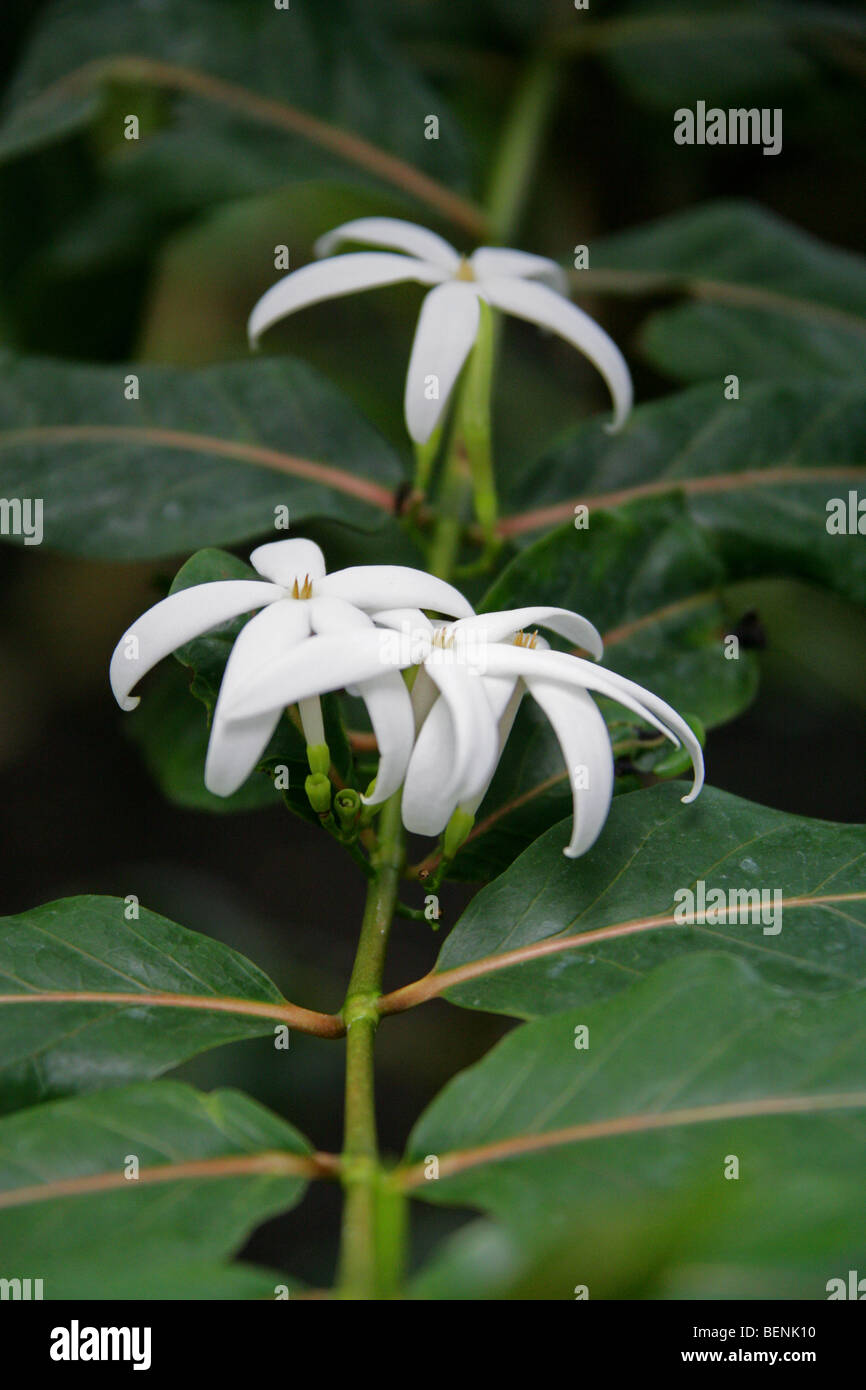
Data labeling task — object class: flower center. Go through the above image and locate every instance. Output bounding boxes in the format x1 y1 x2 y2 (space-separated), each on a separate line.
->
290 575 314 600
512 630 539 649
432 628 455 649
454 257 475 283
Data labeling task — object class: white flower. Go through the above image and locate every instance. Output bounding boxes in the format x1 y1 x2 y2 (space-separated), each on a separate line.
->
247 216 632 444
227 601 704 859
110 537 472 801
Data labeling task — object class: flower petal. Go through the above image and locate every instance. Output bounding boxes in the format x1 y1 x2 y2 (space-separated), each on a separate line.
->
110 580 282 712
480 275 633 431
204 598 311 796
453 606 603 660
318 565 473 619
222 630 407 721
480 644 704 800
308 594 373 634
401 695 459 836
371 608 435 639
404 282 480 444
470 247 567 293
248 252 446 345
424 658 500 804
315 217 460 272
251 538 326 585
523 678 614 857
358 672 416 804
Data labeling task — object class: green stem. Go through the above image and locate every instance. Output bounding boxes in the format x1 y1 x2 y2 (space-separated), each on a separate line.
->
485 52 560 244
337 792 405 1298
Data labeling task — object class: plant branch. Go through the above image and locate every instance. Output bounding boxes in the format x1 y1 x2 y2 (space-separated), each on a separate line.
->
336 792 405 1299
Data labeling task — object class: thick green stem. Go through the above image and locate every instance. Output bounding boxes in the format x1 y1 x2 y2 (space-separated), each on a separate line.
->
337 792 405 1298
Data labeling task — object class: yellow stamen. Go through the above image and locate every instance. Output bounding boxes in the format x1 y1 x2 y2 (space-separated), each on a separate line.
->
512 630 539 649
454 256 475 283
432 628 455 649
290 575 313 600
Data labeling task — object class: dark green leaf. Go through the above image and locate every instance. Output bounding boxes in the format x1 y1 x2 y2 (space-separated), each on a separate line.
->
403 952 866 1296
590 201 866 381
0 352 403 558
413 784 866 1018
0 1080 313 1298
0 894 298 1111
0 0 475 228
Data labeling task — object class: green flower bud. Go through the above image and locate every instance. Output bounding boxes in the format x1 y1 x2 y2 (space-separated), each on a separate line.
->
306 742 331 776
305 772 332 814
443 808 475 860
334 787 361 832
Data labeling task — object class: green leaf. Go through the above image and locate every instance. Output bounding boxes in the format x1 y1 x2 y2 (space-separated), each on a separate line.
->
0 1080 315 1298
589 201 866 381
0 894 305 1112
396 784 866 1019
594 7 814 110
0 0 479 233
402 953 866 1296
0 353 403 558
127 661 279 813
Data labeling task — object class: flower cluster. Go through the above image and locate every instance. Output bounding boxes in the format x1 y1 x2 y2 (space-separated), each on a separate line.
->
111 538 703 859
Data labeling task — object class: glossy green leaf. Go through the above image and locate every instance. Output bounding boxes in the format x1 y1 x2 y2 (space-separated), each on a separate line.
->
0 0 474 226
0 894 297 1112
403 953 866 1294
0 1081 313 1298
590 202 866 381
0 353 403 558
413 784 866 1018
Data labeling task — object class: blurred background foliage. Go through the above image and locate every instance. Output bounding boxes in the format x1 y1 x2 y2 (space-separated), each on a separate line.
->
0 0 864 1292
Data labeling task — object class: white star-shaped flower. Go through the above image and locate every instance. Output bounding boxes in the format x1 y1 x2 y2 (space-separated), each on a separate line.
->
248 216 632 444
226 601 704 859
110 537 472 801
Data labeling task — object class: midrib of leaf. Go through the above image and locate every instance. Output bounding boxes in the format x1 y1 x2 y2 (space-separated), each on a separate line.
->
0 1149 339 1210
11 55 487 236
377 891 866 1016
394 1089 866 1191
498 464 866 538
0 988 345 1038
0 424 396 513
570 268 866 336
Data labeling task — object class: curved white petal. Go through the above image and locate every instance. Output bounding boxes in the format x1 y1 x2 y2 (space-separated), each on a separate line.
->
318 565 473 619
248 253 446 345
479 645 704 800
315 217 460 272
298 696 325 747
409 663 440 732
358 671 416 805
524 678 614 858
460 674 523 817
424 658 499 805
110 580 282 712
251 538 326 586
453 606 603 660
222 630 408 721
401 695 459 836
307 594 373 634
480 275 633 431
470 247 567 293
371 608 434 638
204 599 311 796
404 282 480 444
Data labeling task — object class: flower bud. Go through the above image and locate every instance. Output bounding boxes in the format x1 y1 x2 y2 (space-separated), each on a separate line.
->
305 772 332 814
